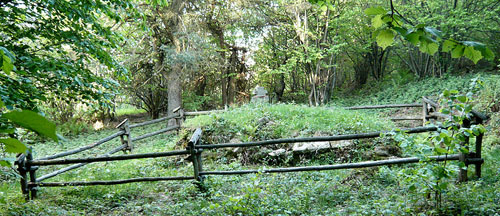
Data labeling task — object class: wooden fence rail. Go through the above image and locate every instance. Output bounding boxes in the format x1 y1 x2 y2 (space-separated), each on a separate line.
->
29 150 190 166
196 126 439 149
37 131 125 161
201 155 462 175
345 103 422 110
36 144 128 182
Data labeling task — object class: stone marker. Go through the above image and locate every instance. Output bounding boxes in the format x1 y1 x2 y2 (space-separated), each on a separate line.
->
251 86 269 103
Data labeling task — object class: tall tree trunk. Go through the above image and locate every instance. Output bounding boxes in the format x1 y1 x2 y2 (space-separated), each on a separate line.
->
165 0 184 127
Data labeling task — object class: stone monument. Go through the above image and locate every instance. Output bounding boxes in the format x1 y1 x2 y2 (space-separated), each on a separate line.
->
251 86 269 103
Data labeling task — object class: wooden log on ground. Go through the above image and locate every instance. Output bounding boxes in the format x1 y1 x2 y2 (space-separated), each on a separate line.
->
129 113 180 129
36 144 127 182
31 176 195 187
29 150 190 166
131 125 179 142
184 110 224 116
37 131 125 160
200 154 461 175
345 103 421 110
196 126 439 149
390 117 423 121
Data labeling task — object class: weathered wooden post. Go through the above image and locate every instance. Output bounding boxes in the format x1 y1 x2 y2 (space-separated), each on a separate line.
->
173 106 184 128
15 152 29 201
422 97 429 126
472 112 485 179
26 147 38 199
458 118 471 183
117 119 132 152
474 131 484 178
188 128 203 188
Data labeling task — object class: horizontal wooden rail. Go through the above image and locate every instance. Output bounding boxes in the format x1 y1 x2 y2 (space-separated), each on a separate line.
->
37 131 125 161
201 154 461 175
131 125 179 142
36 144 127 182
345 103 421 110
184 110 224 116
196 126 439 149
129 113 180 129
30 176 195 187
29 150 190 166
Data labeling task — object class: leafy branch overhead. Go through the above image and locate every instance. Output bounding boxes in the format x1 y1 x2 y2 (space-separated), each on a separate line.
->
365 6 495 64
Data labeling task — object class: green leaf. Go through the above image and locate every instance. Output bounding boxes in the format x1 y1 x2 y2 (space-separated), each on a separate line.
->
3 110 58 141
0 138 27 153
435 147 448 154
0 158 15 166
371 15 384 29
364 7 386 15
1 51 13 75
457 95 467 103
459 147 469 154
461 42 494 60
424 27 442 39
440 108 450 114
451 45 465 58
443 90 450 97
419 40 439 55
464 46 483 64
442 40 457 52
376 29 395 49
405 31 421 45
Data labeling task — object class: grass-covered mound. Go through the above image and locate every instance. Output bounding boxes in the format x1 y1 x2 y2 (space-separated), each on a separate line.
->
180 103 397 165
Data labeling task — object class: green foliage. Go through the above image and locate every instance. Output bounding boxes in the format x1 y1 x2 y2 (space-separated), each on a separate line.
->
3 110 57 141
0 1 134 111
390 77 486 210
364 2 495 64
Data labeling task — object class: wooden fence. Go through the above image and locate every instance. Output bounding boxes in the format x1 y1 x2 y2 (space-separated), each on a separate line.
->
15 99 487 200
14 109 219 200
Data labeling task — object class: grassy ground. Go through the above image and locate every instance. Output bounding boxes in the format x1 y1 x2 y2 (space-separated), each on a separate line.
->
2 76 500 215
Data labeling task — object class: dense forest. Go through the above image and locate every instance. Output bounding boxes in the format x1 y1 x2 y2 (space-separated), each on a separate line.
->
1 0 499 215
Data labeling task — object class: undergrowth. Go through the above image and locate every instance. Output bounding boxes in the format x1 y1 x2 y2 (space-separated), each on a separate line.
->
1 76 500 215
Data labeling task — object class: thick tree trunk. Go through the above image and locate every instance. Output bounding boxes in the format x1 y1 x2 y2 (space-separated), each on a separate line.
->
167 64 182 126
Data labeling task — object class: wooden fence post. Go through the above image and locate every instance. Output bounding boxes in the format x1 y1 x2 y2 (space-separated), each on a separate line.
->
173 107 184 128
458 118 471 183
189 140 200 182
188 128 204 190
474 131 483 178
15 153 29 201
422 97 429 126
117 119 132 152
26 148 38 199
